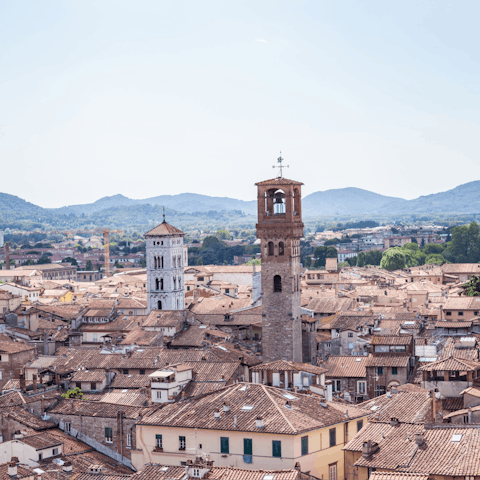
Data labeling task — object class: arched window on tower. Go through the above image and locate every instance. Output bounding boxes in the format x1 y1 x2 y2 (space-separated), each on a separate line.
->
274 275 282 292
161 257 164 268
155 278 160 290
160 279 164 290
158 300 162 310
173 277 176 289
154 257 157 269
173 257 176 268
279 242 285 256
268 242 274 256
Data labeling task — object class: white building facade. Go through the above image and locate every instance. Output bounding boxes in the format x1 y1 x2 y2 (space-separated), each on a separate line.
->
144 219 186 313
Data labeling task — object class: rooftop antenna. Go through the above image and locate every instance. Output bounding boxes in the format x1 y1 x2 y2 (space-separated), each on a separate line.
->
163 206 166 223
273 152 289 178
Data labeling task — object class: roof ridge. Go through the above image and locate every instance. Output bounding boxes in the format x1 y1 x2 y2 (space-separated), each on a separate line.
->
260 384 297 434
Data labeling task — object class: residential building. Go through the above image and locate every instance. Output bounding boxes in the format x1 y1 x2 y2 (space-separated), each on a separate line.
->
131 382 369 479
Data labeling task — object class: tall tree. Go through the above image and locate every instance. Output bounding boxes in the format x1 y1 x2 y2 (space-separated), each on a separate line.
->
380 248 406 271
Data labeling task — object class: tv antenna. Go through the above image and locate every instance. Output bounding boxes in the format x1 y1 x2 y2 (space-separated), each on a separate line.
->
273 152 289 178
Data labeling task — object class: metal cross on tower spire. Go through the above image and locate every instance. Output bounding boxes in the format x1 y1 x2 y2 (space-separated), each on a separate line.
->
163 206 166 223
273 152 289 178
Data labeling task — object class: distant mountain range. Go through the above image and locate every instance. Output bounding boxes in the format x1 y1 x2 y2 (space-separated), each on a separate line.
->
2 181 480 227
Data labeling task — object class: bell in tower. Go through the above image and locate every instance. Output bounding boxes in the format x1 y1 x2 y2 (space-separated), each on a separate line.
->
255 156 304 362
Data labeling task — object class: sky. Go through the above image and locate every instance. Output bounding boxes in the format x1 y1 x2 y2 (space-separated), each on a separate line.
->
2 0 480 208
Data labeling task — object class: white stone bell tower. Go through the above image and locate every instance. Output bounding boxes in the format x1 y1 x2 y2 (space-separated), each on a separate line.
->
144 217 185 313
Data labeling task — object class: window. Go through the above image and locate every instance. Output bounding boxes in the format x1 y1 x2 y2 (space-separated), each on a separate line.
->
301 436 308 455
156 391 162 399
76 382 81 388
332 380 341 392
105 428 113 443
273 275 282 292
357 420 364 432
53 448 58 456
268 242 274 256
392 367 398 375
446 311 452 316
279 242 285 256
377 367 383 375
193 469 200 477
64 422 71 433
198 277 204 281
225 288 230 294
348 342 354 350
357 381 366 394
155 434 162 448
158 300 162 310
39 453 43 461
458 311 464 316
127 434 132 448
220 437 229 454
375 386 386 397
272 440 281 457
123 369 129 375
348 332 354 338
243 438 252 455
329 428 336 447
179 436 186 450
90 383 96 391
329 463 337 480
139 369 146 375
92 334 98 342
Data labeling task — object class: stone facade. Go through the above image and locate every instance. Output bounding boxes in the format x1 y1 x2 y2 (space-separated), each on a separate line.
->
256 177 304 362
145 220 186 314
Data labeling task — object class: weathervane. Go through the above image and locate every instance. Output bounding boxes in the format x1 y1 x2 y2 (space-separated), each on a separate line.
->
273 152 289 178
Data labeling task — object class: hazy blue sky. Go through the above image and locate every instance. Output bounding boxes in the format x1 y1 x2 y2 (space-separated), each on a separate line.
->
2 0 480 208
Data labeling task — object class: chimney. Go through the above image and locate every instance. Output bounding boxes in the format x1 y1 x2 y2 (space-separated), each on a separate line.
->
223 401 230 413
255 416 264 428
19 373 26 392
214 409 221 419
63 462 73 473
325 380 333 402
8 458 18 477
5 243 10 270
294 462 301 472
32 374 37 390
13 430 23 440
415 433 424 446
362 441 372 458
233 415 237 427
390 417 399 426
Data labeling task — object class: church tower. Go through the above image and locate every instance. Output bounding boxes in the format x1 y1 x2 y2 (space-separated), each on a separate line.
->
256 158 304 362
144 217 185 314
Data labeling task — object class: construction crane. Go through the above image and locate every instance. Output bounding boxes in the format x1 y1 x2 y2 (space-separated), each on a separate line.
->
103 229 125 277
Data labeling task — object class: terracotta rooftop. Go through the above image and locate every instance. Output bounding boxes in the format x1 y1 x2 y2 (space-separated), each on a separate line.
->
250 360 327 375
255 177 303 186
360 385 434 424
139 382 368 434
144 221 184 237
322 356 368 378
418 356 480 372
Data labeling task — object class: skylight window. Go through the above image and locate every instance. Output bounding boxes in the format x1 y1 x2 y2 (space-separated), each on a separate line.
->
239 386 247 391
452 434 462 442
241 405 254 411
370 406 379 411
404 321 415 325
283 393 296 400
122 389 128 393
264 475 275 480
355 358 362 362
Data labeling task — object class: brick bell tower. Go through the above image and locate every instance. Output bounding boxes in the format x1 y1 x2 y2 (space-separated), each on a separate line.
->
256 156 304 362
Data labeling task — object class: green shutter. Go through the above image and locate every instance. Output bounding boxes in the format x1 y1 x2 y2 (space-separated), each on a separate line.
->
301 436 308 456
220 437 229 454
272 440 281 458
243 438 252 455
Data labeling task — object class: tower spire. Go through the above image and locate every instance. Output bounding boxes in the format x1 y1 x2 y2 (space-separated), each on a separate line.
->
273 152 289 178
163 206 166 223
